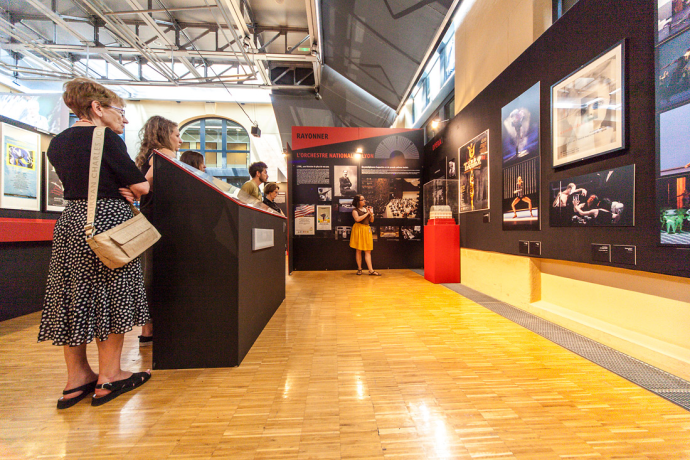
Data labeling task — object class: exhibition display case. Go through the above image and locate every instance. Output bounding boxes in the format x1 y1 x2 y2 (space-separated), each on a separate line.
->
423 179 459 225
149 153 286 369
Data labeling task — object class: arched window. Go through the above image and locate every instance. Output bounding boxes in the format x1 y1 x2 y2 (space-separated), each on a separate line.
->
179 117 251 188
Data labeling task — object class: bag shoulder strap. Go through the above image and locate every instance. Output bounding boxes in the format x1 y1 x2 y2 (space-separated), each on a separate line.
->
85 126 106 237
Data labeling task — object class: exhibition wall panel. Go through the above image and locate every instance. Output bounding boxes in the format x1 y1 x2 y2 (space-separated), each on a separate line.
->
289 127 424 272
426 0 689 278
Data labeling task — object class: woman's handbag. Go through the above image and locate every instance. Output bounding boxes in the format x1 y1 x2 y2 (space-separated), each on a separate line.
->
84 127 161 269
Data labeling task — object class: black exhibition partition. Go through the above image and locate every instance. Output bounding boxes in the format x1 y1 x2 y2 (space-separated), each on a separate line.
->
150 154 286 369
424 0 690 278
289 127 424 272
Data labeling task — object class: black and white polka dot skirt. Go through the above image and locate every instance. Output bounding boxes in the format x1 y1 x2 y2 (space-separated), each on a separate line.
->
38 199 151 346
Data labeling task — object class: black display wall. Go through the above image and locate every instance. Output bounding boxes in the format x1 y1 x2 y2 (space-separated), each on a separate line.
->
289 127 424 272
425 0 690 278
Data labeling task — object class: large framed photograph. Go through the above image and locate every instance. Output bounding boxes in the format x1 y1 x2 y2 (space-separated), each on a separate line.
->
657 27 690 112
0 122 42 211
551 41 625 168
44 152 66 212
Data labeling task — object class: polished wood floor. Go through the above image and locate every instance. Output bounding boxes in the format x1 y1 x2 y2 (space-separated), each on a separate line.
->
1 269 689 459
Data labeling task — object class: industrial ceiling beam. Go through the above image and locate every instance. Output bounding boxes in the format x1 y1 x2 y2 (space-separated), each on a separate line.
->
23 0 95 45
103 4 219 15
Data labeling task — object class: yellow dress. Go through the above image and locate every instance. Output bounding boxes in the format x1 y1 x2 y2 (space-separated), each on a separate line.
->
350 208 373 251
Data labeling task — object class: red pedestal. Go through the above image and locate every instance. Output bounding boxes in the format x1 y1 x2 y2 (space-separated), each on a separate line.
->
424 219 460 284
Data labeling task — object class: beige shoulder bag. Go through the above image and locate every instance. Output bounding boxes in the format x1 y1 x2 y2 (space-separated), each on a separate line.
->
84 126 161 269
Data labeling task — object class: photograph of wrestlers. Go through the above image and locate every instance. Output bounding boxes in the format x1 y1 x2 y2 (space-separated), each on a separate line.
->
657 172 690 245
657 27 690 111
550 165 635 227
660 102 690 176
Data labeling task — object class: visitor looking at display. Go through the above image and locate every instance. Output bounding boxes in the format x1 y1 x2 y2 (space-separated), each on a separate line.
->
350 194 381 276
134 115 182 345
263 182 284 215
180 150 206 172
38 77 151 408
241 161 268 201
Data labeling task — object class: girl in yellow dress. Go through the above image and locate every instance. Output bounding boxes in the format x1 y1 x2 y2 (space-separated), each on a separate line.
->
350 195 381 276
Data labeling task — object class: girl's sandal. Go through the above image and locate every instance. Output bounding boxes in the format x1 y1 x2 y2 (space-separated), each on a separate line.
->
368 271 381 276
356 270 362 275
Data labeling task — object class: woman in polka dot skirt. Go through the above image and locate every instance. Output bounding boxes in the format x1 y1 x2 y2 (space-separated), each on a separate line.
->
38 78 152 408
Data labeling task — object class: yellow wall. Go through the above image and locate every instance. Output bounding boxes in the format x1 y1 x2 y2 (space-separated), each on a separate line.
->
460 248 690 381
0 82 20 93
454 0 551 113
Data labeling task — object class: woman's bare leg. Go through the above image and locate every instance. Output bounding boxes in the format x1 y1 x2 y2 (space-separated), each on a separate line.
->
355 249 362 270
62 344 98 400
94 334 131 397
364 251 374 272
141 322 153 337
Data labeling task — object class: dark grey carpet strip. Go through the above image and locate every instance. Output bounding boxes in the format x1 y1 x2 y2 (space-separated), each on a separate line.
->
437 280 690 411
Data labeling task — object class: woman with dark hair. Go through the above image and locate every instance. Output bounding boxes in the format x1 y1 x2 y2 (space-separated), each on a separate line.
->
350 195 380 276
262 182 284 215
179 150 205 172
38 78 151 408
135 116 182 344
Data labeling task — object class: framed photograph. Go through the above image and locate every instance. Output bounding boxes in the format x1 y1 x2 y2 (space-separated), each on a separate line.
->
501 82 541 231
657 28 690 112
0 122 42 211
657 173 690 246
44 152 66 212
551 41 625 167
294 204 315 235
334 165 357 197
658 0 690 44
458 130 490 213
549 164 635 227
316 205 331 231
659 102 690 177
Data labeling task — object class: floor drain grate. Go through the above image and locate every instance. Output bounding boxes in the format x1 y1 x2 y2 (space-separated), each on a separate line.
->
440 281 690 412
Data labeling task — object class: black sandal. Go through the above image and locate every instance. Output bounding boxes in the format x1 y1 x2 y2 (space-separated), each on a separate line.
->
91 371 151 407
57 379 98 409
369 271 381 276
357 270 362 275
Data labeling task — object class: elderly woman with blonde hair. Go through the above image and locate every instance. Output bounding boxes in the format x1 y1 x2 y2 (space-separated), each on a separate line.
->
38 78 151 408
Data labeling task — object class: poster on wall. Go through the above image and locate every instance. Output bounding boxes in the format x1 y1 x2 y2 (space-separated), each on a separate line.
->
0 122 41 211
549 164 635 227
316 205 332 231
294 204 315 235
657 173 690 246
551 41 625 167
45 153 66 212
459 130 489 213
501 82 540 230
658 0 690 43
659 102 690 176
657 28 690 112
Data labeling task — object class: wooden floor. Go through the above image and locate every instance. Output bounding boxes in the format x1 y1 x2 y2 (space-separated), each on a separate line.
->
1 270 689 460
